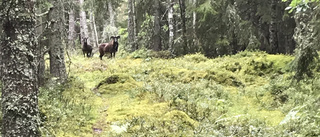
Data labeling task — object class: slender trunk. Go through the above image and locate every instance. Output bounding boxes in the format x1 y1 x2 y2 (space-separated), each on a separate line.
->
108 1 115 27
68 7 76 50
92 12 99 47
36 6 46 86
269 0 278 54
133 0 138 49
168 0 175 54
79 0 90 44
192 0 196 33
192 0 197 48
89 11 97 47
153 0 162 51
102 1 116 42
128 0 135 52
49 1 67 82
179 0 187 53
0 1 40 136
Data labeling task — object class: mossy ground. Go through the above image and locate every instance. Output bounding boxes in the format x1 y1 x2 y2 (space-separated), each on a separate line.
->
56 51 301 136
39 51 320 136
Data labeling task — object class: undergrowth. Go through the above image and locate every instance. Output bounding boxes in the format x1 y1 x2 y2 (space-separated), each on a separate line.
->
4 50 318 136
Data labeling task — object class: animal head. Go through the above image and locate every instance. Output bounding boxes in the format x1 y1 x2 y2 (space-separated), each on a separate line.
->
83 37 88 44
110 36 120 43
110 36 120 52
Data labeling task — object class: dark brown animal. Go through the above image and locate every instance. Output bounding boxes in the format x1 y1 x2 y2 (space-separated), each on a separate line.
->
82 38 93 57
99 36 120 60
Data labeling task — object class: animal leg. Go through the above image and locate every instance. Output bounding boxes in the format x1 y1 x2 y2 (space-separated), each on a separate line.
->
99 53 104 60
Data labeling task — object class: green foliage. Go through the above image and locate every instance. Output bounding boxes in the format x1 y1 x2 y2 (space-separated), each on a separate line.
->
39 77 100 136
137 13 154 49
283 0 320 13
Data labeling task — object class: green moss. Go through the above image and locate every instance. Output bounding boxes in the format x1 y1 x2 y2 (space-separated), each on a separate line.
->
96 73 142 95
184 53 208 63
105 94 169 122
205 70 244 87
162 110 199 128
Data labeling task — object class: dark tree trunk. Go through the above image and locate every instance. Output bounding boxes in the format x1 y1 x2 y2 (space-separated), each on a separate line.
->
153 0 162 51
269 0 278 54
0 1 40 136
48 1 67 82
179 0 187 53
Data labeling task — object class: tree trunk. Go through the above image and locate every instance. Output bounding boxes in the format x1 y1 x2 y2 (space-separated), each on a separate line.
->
153 0 162 51
293 8 317 80
108 1 115 27
0 1 40 136
128 0 136 52
49 1 67 82
168 0 175 54
68 5 76 50
192 0 197 48
79 0 90 44
92 13 99 47
179 0 187 53
102 1 117 42
36 6 46 87
133 0 138 49
269 0 278 54
89 11 98 47
192 0 196 34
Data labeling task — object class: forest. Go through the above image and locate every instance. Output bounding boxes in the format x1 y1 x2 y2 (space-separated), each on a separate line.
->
0 0 320 136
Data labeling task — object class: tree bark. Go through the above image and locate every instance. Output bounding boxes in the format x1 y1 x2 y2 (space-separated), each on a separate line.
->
0 1 40 136
179 0 187 53
92 13 99 47
192 0 197 48
153 0 162 51
36 5 46 87
48 1 67 82
108 1 115 27
133 0 138 49
89 11 98 47
68 4 76 50
79 0 90 44
168 0 175 54
128 0 136 52
269 0 278 54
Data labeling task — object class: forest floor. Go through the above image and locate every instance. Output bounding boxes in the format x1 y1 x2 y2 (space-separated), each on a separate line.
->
45 51 319 136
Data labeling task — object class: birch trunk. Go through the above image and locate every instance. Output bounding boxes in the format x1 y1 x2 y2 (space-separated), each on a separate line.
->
89 11 98 47
128 0 136 52
79 0 90 44
68 7 76 49
168 0 175 54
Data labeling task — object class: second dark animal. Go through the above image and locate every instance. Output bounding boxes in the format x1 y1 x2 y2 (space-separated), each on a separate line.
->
99 36 120 60
82 37 93 57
